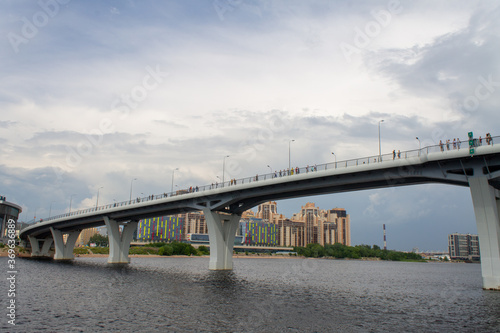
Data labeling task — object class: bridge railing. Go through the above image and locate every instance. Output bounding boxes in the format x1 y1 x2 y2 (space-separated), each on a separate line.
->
26 135 497 228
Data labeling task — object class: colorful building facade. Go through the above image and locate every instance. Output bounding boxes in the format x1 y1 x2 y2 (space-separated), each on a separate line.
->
138 216 184 242
239 218 279 246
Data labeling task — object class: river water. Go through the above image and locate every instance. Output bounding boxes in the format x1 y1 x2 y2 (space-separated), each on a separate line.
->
1 256 499 332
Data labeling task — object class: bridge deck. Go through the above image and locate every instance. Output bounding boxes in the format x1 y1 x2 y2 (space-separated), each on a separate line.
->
20 137 500 240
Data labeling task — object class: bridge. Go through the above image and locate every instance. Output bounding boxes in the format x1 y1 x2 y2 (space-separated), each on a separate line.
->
20 136 500 290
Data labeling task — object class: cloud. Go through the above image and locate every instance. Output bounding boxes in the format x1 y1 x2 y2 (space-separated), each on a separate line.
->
365 3 500 131
0 120 17 128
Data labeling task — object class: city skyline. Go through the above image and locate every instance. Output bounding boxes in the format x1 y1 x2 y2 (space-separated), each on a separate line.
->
2 1 499 252
136 200 350 249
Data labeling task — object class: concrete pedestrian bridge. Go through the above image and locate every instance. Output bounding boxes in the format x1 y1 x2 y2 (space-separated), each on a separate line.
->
20 137 500 290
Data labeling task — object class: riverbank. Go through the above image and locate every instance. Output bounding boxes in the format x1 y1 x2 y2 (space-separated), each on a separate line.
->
0 247 473 263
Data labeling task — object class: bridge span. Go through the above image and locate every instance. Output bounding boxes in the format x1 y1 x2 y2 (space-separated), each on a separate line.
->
20 137 500 290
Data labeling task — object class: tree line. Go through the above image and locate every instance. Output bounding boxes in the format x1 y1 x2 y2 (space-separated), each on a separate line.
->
294 243 424 261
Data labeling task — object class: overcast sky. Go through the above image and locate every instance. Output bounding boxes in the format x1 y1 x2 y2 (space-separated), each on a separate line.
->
2 1 499 251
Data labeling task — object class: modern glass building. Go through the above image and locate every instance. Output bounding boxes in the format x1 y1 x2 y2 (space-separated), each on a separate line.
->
0 196 22 243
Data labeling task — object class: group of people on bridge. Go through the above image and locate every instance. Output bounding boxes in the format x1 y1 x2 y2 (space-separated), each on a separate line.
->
439 138 462 152
272 165 318 178
439 133 493 152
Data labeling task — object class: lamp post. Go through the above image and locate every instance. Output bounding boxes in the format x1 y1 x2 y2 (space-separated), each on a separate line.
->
69 194 76 213
288 139 295 170
48 201 55 218
331 152 336 168
129 178 137 201
416 137 421 156
267 165 272 173
222 155 229 187
171 168 179 193
96 186 103 208
378 120 384 161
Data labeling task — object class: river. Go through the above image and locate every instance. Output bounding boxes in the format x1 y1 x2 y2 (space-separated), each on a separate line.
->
1 256 499 332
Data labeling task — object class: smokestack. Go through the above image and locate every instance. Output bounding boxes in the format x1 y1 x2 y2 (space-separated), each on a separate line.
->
383 224 387 250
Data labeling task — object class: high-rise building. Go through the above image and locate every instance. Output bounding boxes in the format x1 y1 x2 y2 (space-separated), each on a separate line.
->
330 208 350 246
256 201 278 223
179 211 207 235
275 218 305 247
76 227 99 246
293 202 319 244
448 233 480 260
254 201 351 247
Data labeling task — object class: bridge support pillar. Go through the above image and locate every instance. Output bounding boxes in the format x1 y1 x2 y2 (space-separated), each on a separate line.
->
50 227 81 260
28 235 53 257
104 217 137 264
469 176 500 290
203 209 241 270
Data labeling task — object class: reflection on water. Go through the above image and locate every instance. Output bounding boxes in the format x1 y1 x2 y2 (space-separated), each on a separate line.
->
1 257 499 332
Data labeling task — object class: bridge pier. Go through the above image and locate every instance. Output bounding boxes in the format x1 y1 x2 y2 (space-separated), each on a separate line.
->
28 235 53 258
203 209 241 270
104 217 138 264
469 177 500 290
50 227 81 260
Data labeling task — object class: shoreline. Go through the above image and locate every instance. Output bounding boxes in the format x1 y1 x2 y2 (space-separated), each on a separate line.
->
0 251 476 263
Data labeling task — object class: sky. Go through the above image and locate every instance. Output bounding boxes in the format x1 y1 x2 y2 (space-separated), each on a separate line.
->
1 0 500 252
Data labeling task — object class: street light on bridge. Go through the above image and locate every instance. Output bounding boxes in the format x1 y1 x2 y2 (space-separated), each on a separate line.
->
416 137 421 156
289 139 295 171
331 152 336 168
48 201 55 218
68 194 76 213
378 120 384 162
96 186 103 208
222 155 230 187
129 178 137 201
171 168 179 193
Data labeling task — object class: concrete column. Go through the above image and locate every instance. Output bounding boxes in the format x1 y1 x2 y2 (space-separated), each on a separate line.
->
469 176 500 290
28 235 53 257
203 209 241 270
104 216 138 264
50 227 81 260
